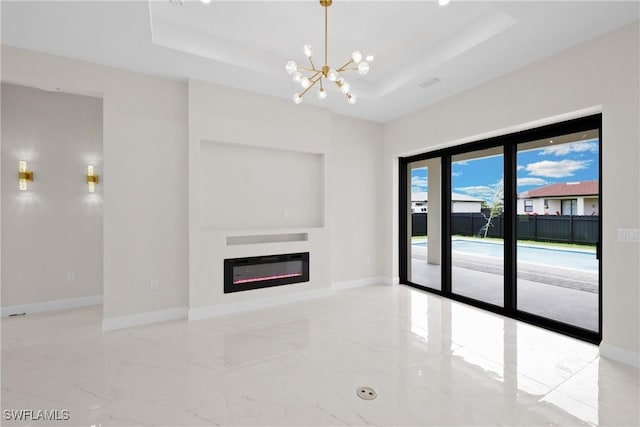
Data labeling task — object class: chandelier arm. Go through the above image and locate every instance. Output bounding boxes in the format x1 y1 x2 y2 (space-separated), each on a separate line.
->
308 71 323 80
299 66 321 72
309 56 316 71
299 76 322 98
336 59 355 72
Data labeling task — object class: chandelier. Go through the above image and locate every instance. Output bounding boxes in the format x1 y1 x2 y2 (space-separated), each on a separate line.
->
285 0 372 105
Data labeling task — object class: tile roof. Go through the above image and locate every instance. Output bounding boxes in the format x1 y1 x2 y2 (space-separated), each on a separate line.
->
519 180 599 198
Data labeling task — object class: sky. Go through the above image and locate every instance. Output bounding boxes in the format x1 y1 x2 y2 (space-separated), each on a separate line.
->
411 139 599 203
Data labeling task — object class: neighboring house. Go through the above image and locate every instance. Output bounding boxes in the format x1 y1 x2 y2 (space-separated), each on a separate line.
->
517 180 599 215
412 192 484 213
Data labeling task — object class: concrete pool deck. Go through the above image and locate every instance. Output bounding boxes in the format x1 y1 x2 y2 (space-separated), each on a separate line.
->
409 244 599 332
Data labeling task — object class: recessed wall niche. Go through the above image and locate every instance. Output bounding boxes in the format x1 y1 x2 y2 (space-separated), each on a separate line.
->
199 141 324 230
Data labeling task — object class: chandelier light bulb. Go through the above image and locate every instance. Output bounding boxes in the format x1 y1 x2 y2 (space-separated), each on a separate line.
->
318 88 327 100
285 60 297 75
327 69 338 82
303 44 313 58
300 77 311 89
293 94 303 104
357 61 370 75
351 50 362 64
341 82 351 94
347 93 358 104
292 71 302 83
366 55 375 62
336 77 345 85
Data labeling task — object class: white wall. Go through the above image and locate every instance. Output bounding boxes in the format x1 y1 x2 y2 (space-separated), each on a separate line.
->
1 47 189 324
452 201 482 213
1 83 103 310
383 23 640 358
330 115 384 284
199 141 324 231
585 198 599 216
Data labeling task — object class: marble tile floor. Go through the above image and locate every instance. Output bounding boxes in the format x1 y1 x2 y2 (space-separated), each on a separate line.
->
410 252 599 331
2 285 638 426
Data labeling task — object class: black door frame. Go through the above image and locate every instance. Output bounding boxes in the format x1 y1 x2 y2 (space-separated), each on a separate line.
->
399 114 602 344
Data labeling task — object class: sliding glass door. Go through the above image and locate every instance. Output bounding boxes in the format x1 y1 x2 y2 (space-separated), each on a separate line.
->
516 129 600 332
400 114 601 343
450 147 505 307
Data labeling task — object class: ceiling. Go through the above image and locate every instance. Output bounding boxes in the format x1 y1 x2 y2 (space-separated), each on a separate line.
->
2 1 639 123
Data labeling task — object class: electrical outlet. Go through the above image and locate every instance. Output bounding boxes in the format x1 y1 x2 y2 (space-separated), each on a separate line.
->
284 209 290 218
66 271 75 281
151 279 159 290
618 228 640 243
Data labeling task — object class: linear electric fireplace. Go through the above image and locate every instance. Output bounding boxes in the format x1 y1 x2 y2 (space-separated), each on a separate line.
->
224 252 309 293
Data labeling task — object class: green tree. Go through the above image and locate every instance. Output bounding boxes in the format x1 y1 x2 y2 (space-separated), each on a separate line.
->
481 177 504 238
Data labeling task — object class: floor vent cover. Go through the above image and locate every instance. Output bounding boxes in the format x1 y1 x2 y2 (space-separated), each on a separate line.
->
356 386 377 400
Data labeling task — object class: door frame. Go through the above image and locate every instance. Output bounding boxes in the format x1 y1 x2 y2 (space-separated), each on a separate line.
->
399 114 602 344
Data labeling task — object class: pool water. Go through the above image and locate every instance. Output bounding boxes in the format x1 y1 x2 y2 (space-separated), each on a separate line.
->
413 239 597 272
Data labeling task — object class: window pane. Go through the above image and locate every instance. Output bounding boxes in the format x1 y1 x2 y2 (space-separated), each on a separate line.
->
516 130 599 331
451 146 504 307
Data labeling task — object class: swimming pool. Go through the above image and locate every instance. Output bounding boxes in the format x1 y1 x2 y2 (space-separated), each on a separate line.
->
413 239 597 272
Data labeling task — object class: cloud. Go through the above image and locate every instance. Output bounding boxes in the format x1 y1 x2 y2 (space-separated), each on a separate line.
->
452 172 463 177
456 178 504 204
539 141 598 156
525 159 590 178
455 185 495 200
454 160 469 166
517 165 525 171
517 177 547 186
411 176 428 192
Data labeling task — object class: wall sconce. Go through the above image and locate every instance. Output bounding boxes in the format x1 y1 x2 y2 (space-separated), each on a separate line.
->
18 161 34 191
86 165 99 193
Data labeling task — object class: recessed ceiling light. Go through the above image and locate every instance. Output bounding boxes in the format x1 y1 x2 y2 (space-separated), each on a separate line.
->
201 0 212 4
438 0 451 6
366 55 375 62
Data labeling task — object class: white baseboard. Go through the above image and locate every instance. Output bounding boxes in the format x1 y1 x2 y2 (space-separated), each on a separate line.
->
102 306 188 331
1 295 103 317
189 288 334 321
379 276 400 286
331 276 386 290
599 342 640 369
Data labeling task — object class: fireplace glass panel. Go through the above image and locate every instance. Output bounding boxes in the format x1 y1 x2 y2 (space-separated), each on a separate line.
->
224 252 309 293
233 260 303 284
